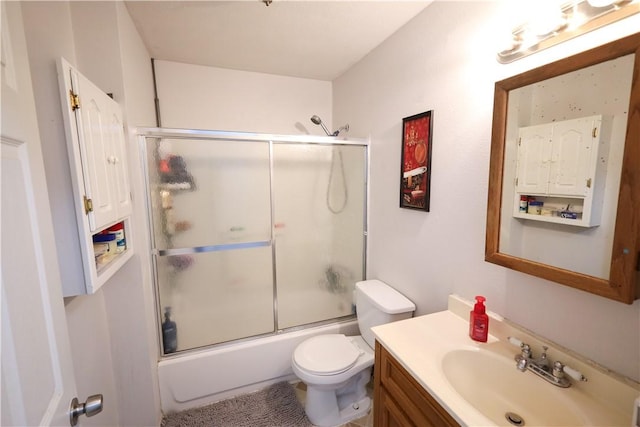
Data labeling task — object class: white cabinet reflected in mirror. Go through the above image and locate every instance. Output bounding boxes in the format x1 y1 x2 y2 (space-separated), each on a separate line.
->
486 33 640 304
512 114 607 227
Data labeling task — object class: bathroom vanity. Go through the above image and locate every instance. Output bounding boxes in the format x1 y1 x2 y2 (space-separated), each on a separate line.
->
372 295 639 427
374 342 458 426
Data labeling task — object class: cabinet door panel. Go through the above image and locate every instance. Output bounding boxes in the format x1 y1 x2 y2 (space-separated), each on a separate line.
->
515 124 551 194
108 105 132 218
375 342 460 427
378 390 415 427
548 117 597 196
71 68 130 230
74 76 115 231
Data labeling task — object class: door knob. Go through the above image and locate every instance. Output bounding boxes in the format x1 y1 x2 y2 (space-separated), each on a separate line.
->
69 394 103 426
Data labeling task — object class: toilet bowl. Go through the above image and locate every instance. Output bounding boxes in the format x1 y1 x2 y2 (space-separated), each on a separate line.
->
291 279 415 427
292 334 374 426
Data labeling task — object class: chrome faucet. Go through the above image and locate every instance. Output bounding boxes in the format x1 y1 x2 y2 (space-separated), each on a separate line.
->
534 346 550 371
515 342 531 372
508 337 587 388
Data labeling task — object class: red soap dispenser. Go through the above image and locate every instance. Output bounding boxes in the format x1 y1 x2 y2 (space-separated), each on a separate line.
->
469 296 489 342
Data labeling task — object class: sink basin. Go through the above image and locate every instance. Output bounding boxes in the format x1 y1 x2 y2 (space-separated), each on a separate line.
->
372 301 638 427
442 349 589 426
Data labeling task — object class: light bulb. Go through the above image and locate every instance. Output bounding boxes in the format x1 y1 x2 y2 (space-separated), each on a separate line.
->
527 2 567 36
586 0 615 6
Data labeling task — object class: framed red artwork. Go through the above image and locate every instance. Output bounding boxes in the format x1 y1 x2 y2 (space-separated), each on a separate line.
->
400 110 433 211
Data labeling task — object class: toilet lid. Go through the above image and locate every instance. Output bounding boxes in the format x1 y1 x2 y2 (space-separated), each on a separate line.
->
293 334 361 375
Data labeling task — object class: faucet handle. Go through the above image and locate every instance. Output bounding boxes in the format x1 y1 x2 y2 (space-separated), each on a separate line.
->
552 361 565 378
521 343 532 359
553 361 587 382
563 364 588 382
508 337 532 359
508 336 524 347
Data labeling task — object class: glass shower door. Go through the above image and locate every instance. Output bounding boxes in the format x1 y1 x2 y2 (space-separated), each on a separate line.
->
146 137 275 352
143 131 369 355
273 143 366 329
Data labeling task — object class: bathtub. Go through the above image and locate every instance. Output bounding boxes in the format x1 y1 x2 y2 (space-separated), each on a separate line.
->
158 319 359 413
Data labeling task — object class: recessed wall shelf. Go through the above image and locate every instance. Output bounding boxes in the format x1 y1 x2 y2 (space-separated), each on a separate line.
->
58 58 134 295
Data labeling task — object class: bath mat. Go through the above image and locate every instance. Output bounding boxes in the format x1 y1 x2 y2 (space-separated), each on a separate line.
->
161 381 314 427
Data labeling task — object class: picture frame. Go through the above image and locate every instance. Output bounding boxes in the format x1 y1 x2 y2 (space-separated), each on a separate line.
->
400 110 433 211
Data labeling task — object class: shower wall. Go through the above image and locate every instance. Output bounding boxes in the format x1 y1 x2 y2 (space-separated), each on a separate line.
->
141 131 367 353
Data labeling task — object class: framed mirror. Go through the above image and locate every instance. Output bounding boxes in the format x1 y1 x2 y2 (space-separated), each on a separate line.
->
486 32 640 304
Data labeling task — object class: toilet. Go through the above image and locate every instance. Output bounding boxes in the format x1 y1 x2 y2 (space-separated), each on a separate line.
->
292 279 415 426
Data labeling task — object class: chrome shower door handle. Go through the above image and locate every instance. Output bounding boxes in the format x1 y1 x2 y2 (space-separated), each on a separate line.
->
70 394 103 426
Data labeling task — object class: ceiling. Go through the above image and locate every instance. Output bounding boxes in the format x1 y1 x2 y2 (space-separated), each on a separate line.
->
124 1 432 81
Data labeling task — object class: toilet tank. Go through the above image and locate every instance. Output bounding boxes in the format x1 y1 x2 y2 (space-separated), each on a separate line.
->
355 280 415 348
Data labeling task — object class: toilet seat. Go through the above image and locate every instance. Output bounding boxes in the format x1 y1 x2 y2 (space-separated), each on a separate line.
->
293 334 361 375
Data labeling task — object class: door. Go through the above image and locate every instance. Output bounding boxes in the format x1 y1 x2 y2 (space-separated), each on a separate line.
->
68 67 116 231
1 2 78 425
515 123 552 195
60 59 132 232
548 116 598 197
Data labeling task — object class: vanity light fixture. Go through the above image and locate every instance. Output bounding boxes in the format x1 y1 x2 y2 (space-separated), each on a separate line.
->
587 0 623 6
497 0 640 63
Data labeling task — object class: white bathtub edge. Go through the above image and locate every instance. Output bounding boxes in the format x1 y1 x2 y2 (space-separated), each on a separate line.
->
158 319 358 414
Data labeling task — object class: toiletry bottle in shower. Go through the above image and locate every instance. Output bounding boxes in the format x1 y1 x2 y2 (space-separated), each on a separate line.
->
469 296 488 342
162 307 177 353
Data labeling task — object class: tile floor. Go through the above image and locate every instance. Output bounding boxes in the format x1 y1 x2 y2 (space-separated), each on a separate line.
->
293 381 374 427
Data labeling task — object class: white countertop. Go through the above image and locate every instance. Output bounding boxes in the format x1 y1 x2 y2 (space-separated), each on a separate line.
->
371 295 639 427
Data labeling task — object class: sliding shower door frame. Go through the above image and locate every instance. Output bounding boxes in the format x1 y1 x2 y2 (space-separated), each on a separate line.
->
137 128 369 358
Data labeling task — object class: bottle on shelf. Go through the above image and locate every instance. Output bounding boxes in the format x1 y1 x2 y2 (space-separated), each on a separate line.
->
519 195 528 212
162 306 178 354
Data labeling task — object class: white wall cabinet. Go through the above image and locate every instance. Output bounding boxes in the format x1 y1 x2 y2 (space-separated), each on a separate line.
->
58 58 133 295
513 115 606 227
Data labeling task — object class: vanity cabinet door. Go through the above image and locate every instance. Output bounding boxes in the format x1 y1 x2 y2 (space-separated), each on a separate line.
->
374 341 460 427
377 389 413 427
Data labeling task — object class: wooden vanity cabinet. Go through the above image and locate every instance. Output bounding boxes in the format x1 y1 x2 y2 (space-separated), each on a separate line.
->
374 341 460 427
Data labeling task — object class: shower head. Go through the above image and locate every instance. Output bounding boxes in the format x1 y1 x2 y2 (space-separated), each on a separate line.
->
310 115 332 136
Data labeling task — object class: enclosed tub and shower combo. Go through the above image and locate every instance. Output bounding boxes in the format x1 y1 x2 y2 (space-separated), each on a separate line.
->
138 126 369 412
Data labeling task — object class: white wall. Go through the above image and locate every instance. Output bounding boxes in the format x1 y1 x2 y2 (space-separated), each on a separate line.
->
154 60 332 134
104 3 161 425
333 0 640 381
20 2 161 425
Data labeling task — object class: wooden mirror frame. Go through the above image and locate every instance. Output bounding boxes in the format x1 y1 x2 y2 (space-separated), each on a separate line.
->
486 32 640 304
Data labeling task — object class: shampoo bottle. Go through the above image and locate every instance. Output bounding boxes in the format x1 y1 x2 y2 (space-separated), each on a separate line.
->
162 306 177 354
469 296 489 342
